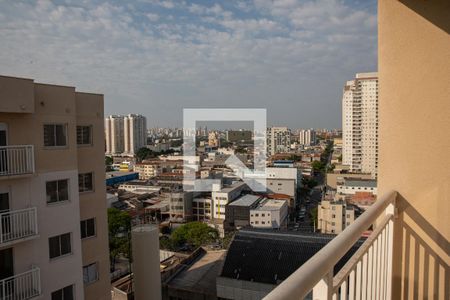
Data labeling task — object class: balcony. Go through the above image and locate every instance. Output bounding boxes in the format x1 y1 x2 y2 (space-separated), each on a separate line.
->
0 267 41 300
264 190 447 299
0 208 38 247
264 192 396 300
0 146 35 178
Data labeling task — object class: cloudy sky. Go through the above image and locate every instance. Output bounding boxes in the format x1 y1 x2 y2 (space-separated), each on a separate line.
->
0 0 377 129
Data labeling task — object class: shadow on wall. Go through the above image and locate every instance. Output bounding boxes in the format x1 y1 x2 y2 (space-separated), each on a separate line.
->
395 194 449 299
399 0 450 34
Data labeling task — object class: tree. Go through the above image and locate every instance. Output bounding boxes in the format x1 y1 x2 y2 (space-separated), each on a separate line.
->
312 160 325 171
107 208 132 270
170 222 218 248
136 147 154 162
105 156 113 171
309 207 318 227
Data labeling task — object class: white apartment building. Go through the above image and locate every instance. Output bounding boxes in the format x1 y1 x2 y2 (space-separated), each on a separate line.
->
342 72 379 178
105 114 147 156
124 114 147 155
250 199 288 229
0 76 110 300
105 115 124 155
267 127 291 156
298 129 316 146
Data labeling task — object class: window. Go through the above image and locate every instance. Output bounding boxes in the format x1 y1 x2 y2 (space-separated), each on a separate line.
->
46 179 69 204
83 262 98 284
80 218 96 239
51 284 74 300
49 233 71 259
44 124 67 147
78 173 93 192
77 125 92 145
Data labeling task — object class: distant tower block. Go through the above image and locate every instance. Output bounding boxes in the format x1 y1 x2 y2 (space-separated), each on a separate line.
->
132 225 161 300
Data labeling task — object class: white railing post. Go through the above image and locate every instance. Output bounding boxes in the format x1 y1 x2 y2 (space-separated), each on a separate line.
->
313 271 333 300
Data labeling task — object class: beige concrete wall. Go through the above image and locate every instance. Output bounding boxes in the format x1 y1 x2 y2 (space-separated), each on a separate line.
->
0 75 34 113
378 1 450 299
76 92 111 300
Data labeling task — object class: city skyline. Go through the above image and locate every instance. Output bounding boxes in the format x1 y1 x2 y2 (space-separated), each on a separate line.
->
0 0 377 129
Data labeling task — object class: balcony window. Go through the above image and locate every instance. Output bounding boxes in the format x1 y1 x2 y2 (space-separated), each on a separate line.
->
78 172 93 192
83 262 99 284
49 233 72 259
44 124 67 147
77 125 92 146
51 284 74 300
46 179 69 204
80 218 96 239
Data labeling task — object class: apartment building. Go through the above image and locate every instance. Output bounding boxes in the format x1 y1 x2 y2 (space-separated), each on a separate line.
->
105 115 124 155
266 127 291 155
105 114 147 156
0 75 110 300
342 72 378 178
317 200 356 234
298 129 316 146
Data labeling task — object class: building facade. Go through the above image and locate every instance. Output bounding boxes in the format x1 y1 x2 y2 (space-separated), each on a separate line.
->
342 72 379 178
298 129 316 146
105 114 147 156
266 127 291 155
317 200 356 234
0 75 110 300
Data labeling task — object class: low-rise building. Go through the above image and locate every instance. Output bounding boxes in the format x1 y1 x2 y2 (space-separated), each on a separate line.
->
250 199 288 229
192 197 212 221
225 194 263 228
317 199 359 234
336 178 377 198
211 182 249 220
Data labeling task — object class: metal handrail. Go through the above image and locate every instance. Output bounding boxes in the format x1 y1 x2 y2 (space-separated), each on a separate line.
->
264 190 397 300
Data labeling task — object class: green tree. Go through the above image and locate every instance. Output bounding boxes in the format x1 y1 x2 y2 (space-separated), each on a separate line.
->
107 208 132 270
170 222 218 248
312 160 325 171
136 147 154 162
309 207 318 227
105 156 113 171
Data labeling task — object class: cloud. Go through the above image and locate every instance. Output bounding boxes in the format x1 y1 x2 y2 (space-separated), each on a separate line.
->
0 0 377 128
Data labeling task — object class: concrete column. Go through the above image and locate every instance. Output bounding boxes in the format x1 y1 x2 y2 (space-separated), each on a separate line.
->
131 224 161 300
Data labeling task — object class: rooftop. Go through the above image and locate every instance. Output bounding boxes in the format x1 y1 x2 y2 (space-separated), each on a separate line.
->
341 178 377 188
228 194 261 207
252 198 287 211
220 230 363 285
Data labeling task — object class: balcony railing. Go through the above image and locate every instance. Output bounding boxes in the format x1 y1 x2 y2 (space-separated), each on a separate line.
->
0 208 38 246
0 146 35 177
0 267 41 300
264 191 396 300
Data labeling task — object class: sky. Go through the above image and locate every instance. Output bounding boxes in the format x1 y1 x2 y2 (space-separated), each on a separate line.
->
0 0 377 129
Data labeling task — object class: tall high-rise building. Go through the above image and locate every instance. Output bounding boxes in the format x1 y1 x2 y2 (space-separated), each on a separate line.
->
0 75 110 300
267 127 291 155
124 114 147 155
105 114 147 156
105 115 124 155
298 129 316 146
342 72 378 177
